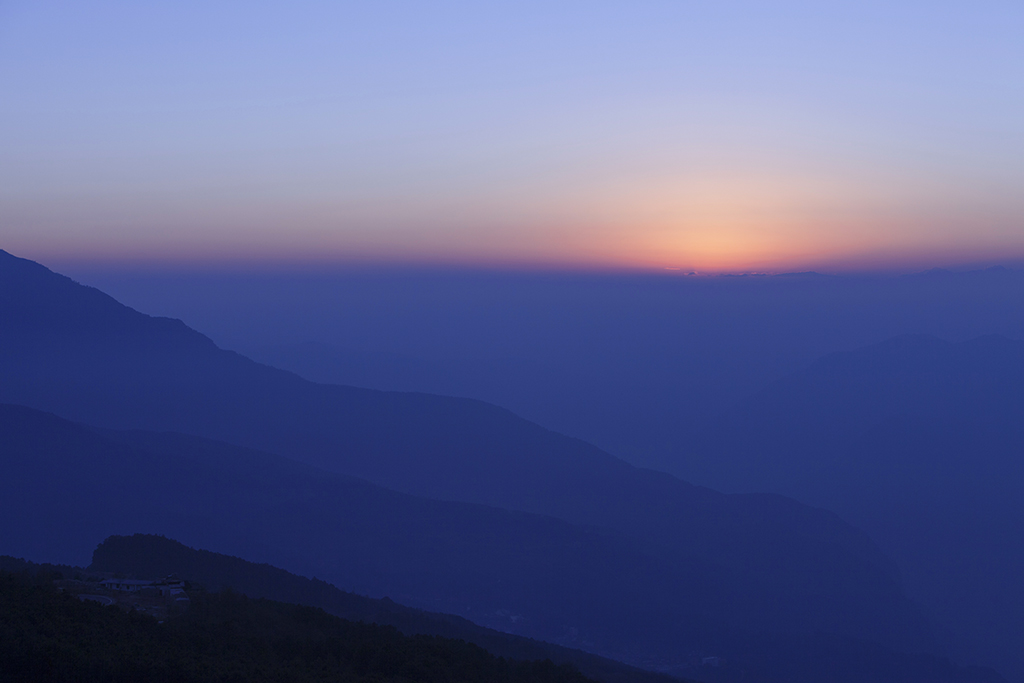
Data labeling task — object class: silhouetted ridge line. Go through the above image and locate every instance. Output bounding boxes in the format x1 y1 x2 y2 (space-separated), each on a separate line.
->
0 250 987 681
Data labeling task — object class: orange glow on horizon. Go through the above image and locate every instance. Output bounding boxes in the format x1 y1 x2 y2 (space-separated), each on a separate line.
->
21 222 1024 277
8 166 1023 275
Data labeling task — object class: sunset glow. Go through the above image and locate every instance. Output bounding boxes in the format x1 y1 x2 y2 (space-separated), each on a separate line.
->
2 1 1023 272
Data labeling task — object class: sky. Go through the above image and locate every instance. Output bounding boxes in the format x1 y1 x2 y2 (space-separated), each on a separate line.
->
2 1 1023 272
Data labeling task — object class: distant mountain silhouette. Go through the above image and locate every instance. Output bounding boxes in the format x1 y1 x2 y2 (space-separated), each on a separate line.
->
3 249 1001 680
0 403 960 681
0 404 692 666
681 334 1024 681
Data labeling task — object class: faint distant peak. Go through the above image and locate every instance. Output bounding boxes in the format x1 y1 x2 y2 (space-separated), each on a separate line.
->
775 271 827 277
913 267 954 277
905 264 1020 278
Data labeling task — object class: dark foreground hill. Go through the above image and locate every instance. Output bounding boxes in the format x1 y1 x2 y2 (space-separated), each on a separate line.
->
2 539 1003 683
86 534 675 683
0 569 594 683
0 403 704 670
680 335 1024 681
0 410 1009 683
0 248 938 661
84 534 1006 683
0 403 971 682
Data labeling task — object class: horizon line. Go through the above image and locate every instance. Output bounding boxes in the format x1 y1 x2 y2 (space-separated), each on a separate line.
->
21 254 1024 280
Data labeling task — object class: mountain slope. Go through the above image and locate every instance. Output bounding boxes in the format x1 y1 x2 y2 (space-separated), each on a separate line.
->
2 540 674 683
2 536 1003 683
1 403 701 665
0 248 939 659
86 535 679 683
79 533 1007 683
0 404 966 682
0 569 596 683
680 334 1024 680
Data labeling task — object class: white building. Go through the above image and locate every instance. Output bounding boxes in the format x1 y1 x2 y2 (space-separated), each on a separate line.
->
101 576 186 596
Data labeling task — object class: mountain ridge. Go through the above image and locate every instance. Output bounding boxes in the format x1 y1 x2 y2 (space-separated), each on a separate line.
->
679 333 1024 680
0 249 962 678
0 249 906 601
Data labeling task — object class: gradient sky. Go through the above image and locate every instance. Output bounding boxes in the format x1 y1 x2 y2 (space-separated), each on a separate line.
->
2 1 1023 271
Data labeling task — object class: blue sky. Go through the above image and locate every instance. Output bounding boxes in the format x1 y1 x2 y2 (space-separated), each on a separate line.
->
2 1 1022 271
